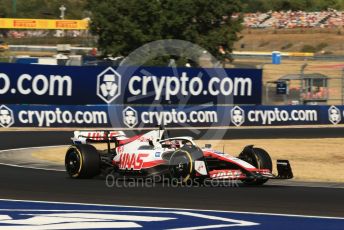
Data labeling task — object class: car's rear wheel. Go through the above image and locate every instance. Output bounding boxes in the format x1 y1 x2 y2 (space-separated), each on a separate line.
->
239 147 272 185
65 144 100 179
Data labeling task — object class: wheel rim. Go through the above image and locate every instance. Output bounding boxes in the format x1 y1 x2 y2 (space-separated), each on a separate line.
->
241 152 268 185
66 149 81 176
170 154 191 180
246 155 256 166
242 152 258 168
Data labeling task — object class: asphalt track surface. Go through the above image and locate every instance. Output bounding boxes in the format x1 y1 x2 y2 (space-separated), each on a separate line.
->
0 128 344 218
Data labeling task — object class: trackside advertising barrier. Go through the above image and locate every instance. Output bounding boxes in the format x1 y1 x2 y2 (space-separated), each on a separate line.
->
0 104 343 128
0 18 88 30
0 63 261 105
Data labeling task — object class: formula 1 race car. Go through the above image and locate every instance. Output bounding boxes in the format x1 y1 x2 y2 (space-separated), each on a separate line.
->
65 128 293 185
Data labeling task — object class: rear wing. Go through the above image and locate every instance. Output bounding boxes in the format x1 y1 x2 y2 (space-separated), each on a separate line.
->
72 130 126 145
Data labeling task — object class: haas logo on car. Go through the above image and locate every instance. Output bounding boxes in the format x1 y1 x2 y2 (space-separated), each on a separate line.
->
119 153 148 170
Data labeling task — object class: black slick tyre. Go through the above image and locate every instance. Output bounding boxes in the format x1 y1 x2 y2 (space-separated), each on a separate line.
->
239 147 272 185
65 144 100 179
169 150 193 183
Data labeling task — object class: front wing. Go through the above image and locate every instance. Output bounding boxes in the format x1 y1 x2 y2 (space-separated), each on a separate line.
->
195 160 293 180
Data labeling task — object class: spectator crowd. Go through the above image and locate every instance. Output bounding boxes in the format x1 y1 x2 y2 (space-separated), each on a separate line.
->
0 9 343 39
242 9 343 29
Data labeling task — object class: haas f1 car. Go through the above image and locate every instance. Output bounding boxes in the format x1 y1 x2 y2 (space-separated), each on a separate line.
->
65 128 293 185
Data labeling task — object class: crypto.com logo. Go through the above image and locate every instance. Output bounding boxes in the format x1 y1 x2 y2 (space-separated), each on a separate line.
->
230 106 245 127
328 105 341 125
0 105 14 128
97 67 121 103
123 106 138 128
107 39 232 141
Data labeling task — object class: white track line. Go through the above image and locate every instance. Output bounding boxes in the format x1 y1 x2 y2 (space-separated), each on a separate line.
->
0 198 343 220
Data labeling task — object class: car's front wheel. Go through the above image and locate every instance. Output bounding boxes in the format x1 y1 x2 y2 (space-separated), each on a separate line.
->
239 147 272 185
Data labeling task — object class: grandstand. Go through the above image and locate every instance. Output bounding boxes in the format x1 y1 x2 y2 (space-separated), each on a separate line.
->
242 9 344 29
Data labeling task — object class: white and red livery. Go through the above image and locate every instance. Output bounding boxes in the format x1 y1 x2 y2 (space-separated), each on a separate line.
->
65 128 293 185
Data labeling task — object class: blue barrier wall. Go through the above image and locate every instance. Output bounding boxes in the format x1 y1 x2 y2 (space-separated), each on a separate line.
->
0 63 262 105
0 104 343 128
